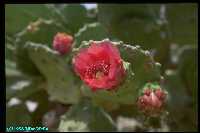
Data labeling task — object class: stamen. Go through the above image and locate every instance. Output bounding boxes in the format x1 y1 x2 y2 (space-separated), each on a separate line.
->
85 60 110 79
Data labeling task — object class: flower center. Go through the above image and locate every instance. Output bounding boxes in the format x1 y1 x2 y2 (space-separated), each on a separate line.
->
85 60 110 79
95 71 104 79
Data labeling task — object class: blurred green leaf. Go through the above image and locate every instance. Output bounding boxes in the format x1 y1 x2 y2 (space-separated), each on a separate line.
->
6 60 26 101
58 99 116 132
98 4 172 64
56 4 88 34
98 4 163 49
6 104 31 127
25 42 81 104
6 60 21 77
29 90 51 126
165 4 198 45
5 4 53 36
164 70 189 108
164 70 197 131
177 46 197 102
5 36 16 61
86 8 98 23
6 77 44 101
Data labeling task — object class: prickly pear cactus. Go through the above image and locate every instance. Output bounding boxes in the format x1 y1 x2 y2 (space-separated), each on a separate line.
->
78 39 161 107
5 4 197 132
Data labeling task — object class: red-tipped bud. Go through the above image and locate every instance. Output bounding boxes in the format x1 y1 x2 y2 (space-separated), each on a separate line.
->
53 32 73 55
137 83 167 116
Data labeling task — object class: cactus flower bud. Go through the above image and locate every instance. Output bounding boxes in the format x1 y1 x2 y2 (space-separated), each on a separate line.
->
73 40 126 91
53 32 73 55
137 83 167 116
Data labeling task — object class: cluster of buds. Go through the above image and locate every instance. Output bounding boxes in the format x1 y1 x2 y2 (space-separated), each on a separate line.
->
137 83 168 116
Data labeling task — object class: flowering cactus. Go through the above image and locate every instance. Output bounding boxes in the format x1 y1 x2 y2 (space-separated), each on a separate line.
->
5 4 197 132
73 40 126 91
75 39 162 108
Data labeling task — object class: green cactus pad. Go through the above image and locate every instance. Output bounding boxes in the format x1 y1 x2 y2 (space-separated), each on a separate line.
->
164 69 197 131
164 70 189 108
58 99 116 132
25 42 81 104
177 46 197 102
56 4 88 34
6 77 43 101
74 23 110 47
6 104 31 127
5 4 54 36
98 4 163 49
165 4 197 45
15 18 65 77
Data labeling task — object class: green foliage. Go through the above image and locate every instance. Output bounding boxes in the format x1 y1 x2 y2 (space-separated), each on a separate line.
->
6 104 31 127
177 46 197 99
98 4 198 46
58 99 116 132
58 4 88 34
6 77 43 101
15 19 64 77
5 4 53 36
164 46 198 131
29 90 50 126
174 46 198 131
165 4 198 45
164 70 197 131
163 70 188 107
25 42 81 104
98 4 163 49
6 60 21 78
5 37 15 61
16 19 64 47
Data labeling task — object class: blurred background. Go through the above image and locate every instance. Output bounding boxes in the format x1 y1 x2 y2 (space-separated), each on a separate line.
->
5 3 197 132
